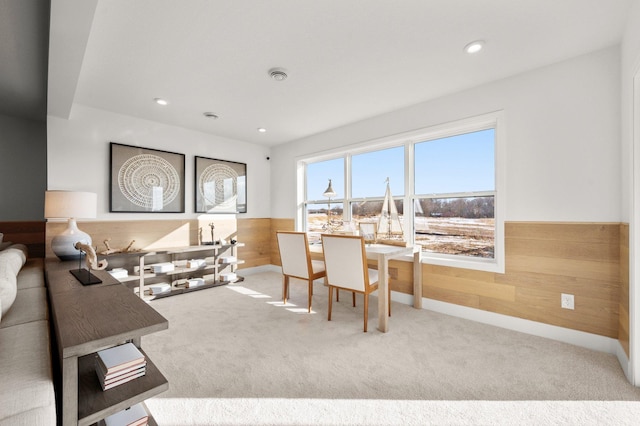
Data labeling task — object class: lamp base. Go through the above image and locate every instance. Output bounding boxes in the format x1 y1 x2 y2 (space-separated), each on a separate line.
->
70 268 102 286
51 218 92 261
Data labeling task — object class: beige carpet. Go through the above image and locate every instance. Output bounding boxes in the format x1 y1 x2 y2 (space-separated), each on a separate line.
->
143 271 640 425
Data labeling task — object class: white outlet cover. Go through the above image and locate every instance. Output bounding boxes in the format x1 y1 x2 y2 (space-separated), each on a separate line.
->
561 293 575 310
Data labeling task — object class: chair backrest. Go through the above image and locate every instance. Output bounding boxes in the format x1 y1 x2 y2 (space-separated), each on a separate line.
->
276 231 312 279
321 234 369 292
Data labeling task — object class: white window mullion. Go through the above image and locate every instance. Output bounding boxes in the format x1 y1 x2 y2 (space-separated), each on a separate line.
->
405 140 414 245
344 154 352 222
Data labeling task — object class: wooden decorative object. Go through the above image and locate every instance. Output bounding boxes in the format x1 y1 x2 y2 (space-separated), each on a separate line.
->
98 238 140 255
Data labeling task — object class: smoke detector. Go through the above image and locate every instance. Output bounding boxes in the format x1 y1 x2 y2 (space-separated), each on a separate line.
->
269 68 288 81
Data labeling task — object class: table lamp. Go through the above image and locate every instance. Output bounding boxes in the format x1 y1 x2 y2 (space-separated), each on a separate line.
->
44 190 97 260
322 179 337 232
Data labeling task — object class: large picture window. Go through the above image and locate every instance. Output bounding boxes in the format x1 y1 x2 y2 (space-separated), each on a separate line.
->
414 129 495 259
305 158 344 244
299 112 504 273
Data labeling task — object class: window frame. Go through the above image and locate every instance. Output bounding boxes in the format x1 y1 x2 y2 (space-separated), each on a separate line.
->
297 111 505 274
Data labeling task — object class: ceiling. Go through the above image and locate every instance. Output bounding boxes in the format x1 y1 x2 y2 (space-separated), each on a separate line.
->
8 1 636 145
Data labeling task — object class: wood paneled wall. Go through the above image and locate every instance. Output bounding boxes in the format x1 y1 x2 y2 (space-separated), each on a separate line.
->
0 221 45 257
237 218 272 268
423 222 621 338
620 223 630 356
307 220 623 339
271 219 295 266
45 218 271 269
45 218 627 340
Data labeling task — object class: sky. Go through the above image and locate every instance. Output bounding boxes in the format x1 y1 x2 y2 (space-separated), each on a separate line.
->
306 129 494 202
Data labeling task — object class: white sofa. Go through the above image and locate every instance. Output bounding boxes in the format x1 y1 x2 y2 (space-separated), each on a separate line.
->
0 244 56 425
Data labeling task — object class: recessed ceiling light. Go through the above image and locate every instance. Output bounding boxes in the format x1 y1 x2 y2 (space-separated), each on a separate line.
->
269 68 288 81
257 128 267 133
464 40 485 54
154 97 169 106
203 112 219 119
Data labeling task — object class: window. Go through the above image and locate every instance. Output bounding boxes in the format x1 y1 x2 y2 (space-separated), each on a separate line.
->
351 146 405 234
298 112 504 273
305 158 344 244
352 147 404 198
414 129 495 259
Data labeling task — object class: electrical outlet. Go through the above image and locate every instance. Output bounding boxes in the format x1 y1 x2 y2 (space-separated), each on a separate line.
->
561 293 574 310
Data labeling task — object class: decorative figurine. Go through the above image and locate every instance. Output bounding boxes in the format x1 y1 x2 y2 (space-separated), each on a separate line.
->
209 222 215 245
98 238 140 255
74 242 108 271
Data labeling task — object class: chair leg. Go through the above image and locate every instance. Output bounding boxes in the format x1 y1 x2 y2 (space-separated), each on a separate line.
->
363 293 369 332
282 275 289 304
352 291 356 307
388 287 391 316
336 288 340 302
328 286 333 321
308 279 313 313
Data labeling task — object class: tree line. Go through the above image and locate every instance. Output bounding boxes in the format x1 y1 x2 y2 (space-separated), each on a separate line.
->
309 196 494 219
417 197 494 219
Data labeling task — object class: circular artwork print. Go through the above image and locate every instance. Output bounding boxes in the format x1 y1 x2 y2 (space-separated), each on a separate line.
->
118 154 181 209
199 163 238 208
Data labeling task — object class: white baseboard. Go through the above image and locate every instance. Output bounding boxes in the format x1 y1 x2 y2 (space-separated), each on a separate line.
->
616 341 632 383
390 290 620 355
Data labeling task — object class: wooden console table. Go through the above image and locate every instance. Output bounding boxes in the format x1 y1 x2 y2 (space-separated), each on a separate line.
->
46 261 168 426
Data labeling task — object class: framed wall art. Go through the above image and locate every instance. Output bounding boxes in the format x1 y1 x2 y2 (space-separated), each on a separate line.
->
110 142 185 213
195 156 247 213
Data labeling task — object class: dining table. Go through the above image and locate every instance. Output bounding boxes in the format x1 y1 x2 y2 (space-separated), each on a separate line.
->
310 241 422 332
363 244 422 332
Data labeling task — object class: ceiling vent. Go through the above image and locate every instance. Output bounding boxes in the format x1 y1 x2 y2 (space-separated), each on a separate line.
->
269 68 288 81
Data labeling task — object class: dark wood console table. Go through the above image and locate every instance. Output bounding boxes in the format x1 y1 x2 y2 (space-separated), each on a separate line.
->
46 261 169 426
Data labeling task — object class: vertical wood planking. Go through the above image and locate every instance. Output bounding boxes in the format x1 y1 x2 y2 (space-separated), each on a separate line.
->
270 218 295 266
619 223 630 356
45 218 272 270
236 218 271 268
422 222 622 338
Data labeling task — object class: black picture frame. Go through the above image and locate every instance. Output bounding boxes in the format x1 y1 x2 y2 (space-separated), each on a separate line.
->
195 156 247 213
110 142 185 213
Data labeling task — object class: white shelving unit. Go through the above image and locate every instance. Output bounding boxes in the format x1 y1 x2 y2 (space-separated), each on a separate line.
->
99 243 244 300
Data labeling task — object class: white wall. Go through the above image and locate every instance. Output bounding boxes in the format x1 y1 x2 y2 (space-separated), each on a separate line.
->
47 104 271 219
271 46 621 223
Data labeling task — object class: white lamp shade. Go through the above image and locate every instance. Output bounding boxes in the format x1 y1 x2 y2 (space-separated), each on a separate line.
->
45 191 97 219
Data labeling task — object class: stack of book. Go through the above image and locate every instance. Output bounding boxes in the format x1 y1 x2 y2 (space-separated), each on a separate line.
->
96 343 146 391
101 403 149 426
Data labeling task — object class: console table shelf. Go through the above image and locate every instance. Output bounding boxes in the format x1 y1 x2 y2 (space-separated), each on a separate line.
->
99 243 244 299
148 276 245 300
78 349 167 426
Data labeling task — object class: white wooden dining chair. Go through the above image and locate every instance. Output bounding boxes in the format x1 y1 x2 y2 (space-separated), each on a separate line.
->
276 231 326 313
321 234 389 332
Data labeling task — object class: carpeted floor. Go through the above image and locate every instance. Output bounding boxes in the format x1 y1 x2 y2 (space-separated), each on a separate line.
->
143 271 640 425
